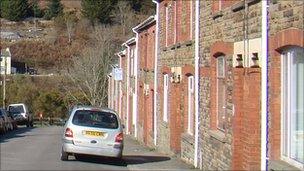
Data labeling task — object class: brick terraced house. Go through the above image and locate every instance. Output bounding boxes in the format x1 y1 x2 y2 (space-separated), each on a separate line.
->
108 0 303 170
133 16 156 147
122 37 137 137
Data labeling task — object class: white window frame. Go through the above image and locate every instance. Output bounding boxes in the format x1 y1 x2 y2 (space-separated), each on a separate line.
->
280 47 304 169
174 1 177 44
187 76 194 135
216 56 226 131
132 93 136 125
163 74 169 122
165 5 169 47
190 0 193 40
130 49 134 76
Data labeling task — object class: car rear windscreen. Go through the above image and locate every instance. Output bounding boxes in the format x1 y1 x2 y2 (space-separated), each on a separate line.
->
72 110 119 129
8 106 24 114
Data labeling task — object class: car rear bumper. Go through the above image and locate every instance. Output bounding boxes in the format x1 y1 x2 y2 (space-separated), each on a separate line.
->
62 142 123 158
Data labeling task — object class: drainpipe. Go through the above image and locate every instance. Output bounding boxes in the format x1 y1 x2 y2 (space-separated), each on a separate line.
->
124 44 130 134
132 30 139 138
152 0 159 146
261 0 269 170
117 53 122 118
194 0 200 168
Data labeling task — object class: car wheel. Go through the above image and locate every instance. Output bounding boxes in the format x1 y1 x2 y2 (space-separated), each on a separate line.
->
74 154 83 160
60 149 68 161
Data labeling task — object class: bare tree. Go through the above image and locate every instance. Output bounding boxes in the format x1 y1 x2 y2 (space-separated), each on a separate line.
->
65 25 115 107
64 11 77 44
112 1 137 39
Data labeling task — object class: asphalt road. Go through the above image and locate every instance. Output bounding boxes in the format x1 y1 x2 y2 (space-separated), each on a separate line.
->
0 126 195 170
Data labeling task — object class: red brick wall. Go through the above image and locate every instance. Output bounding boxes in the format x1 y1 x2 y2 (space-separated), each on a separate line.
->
176 0 192 43
169 83 182 153
147 26 156 70
231 68 262 170
232 68 244 170
241 68 261 170
160 0 193 48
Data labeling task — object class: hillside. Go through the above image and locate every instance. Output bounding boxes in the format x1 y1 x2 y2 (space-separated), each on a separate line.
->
0 0 154 74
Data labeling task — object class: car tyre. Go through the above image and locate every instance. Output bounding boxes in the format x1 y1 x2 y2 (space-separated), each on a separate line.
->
61 149 68 161
74 154 84 160
30 121 34 127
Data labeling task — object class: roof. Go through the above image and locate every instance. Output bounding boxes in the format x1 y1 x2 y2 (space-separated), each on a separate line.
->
122 37 136 47
133 15 156 33
116 49 126 58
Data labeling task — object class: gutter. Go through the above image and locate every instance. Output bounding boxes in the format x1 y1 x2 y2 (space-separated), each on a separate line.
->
133 16 156 33
194 0 200 168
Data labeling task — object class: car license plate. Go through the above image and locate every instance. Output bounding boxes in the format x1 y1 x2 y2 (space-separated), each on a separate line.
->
83 131 104 137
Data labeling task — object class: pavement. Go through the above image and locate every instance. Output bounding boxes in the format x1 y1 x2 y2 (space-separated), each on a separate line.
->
0 126 197 170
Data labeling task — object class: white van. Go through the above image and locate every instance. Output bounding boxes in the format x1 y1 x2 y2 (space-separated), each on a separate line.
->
7 103 33 127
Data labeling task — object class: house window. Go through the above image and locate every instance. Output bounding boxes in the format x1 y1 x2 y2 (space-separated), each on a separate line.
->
174 1 177 44
188 76 194 135
130 48 134 76
189 0 193 40
163 74 169 122
217 56 226 131
165 5 169 47
281 47 304 168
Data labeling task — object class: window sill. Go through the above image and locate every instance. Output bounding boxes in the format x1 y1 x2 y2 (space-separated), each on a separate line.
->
182 133 195 145
231 0 260 12
209 130 227 143
212 10 223 20
269 160 301 171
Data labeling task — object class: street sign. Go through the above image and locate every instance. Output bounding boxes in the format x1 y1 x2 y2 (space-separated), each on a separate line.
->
113 68 123 81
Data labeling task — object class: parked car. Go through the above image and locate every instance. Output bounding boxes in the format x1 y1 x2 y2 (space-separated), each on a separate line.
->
0 113 6 134
7 103 33 127
7 110 18 130
0 108 13 133
61 106 124 161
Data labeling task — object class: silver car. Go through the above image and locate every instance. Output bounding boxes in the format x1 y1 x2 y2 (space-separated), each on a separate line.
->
61 106 123 161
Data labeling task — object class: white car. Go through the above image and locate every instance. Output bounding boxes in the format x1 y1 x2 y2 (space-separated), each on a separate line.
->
61 106 124 161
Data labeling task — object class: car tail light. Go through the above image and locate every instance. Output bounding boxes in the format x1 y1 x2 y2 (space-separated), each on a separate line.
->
65 128 73 138
115 133 123 143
